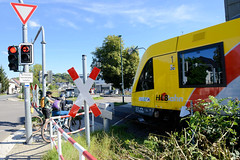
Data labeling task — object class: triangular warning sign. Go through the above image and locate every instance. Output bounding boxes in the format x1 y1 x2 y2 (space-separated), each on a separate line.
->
10 3 37 25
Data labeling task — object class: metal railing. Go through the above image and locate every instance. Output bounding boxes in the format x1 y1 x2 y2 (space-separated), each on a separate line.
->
50 112 96 160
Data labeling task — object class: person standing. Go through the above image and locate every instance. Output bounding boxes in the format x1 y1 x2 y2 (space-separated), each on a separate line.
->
42 91 54 123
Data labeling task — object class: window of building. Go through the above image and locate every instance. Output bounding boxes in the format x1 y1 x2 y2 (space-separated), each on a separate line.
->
178 42 226 88
136 58 154 91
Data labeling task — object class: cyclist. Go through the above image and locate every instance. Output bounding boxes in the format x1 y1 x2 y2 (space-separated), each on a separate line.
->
52 99 69 116
42 91 54 123
51 94 69 128
60 93 67 111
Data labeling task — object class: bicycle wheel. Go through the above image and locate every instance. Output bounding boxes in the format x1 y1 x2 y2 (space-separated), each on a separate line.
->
32 116 43 134
68 117 81 132
41 120 53 143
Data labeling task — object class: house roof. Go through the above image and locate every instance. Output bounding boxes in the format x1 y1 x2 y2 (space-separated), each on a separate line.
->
13 78 20 85
10 78 21 87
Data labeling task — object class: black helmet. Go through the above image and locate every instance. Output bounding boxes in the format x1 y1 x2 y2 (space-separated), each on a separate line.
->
46 91 52 95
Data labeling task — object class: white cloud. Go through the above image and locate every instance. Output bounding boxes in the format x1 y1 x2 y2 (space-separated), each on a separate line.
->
57 18 79 30
104 21 114 29
85 17 94 23
172 5 194 20
1 51 7 55
29 20 41 28
125 5 196 27
76 2 196 27
36 1 200 28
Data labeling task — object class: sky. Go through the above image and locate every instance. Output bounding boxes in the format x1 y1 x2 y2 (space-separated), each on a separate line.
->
0 0 225 79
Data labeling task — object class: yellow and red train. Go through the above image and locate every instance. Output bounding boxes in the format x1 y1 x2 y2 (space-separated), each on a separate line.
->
131 18 240 118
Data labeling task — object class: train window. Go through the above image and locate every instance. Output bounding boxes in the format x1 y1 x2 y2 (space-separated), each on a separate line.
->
178 42 226 88
136 58 154 91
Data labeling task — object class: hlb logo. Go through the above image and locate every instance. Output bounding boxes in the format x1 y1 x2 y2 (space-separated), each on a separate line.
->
156 93 168 101
156 93 183 102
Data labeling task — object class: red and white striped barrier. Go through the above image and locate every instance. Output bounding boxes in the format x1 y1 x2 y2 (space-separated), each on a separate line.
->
50 113 96 160
50 111 94 136
31 84 38 107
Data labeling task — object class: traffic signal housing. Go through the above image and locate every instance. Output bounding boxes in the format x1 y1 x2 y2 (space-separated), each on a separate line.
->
19 43 33 65
8 46 19 72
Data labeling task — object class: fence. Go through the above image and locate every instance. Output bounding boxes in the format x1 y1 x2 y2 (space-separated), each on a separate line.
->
50 112 97 160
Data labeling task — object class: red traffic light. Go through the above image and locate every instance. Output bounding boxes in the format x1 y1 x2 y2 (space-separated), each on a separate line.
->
8 45 19 72
21 45 30 53
19 43 33 64
8 46 18 54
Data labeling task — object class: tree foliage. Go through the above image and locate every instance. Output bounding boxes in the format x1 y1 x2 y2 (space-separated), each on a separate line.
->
29 64 73 90
0 66 9 93
30 64 42 88
91 35 140 89
53 73 73 83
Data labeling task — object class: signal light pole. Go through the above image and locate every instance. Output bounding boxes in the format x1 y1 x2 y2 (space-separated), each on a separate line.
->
18 0 33 144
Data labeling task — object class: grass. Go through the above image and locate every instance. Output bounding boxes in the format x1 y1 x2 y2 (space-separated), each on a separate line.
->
49 89 59 97
67 96 103 102
93 96 104 100
114 102 128 106
42 122 240 160
42 125 141 160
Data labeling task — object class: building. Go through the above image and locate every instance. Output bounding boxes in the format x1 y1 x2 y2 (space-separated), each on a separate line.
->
8 78 21 94
94 79 113 94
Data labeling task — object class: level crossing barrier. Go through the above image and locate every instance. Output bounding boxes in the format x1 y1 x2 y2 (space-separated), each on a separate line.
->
50 112 96 160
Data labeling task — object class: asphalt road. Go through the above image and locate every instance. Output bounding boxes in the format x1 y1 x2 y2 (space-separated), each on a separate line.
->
0 94 18 101
0 95 25 142
94 96 134 126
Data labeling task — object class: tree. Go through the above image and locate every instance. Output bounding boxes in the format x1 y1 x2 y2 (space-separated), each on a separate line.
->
30 64 42 88
53 73 73 83
0 66 9 93
30 64 42 81
91 35 140 89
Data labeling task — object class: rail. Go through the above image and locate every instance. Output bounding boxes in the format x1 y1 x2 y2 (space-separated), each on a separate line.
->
50 112 96 160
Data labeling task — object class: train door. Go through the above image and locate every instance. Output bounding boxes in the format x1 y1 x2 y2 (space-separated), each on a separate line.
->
153 52 183 111
132 58 155 116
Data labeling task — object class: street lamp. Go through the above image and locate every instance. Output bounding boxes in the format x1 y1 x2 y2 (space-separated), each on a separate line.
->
118 35 124 103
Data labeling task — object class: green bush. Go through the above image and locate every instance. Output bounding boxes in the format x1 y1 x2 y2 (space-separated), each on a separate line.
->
121 96 240 159
187 96 240 148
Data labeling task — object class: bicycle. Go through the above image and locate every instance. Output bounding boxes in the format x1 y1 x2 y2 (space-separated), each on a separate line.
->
31 105 44 134
41 101 82 143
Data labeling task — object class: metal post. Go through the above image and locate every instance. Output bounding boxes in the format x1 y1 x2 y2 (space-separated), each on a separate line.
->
118 35 124 103
41 27 46 97
103 118 109 132
32 26 46 97
82 55 90 148
19 0 33 143
24 64 32 144
41 26 46 96
91 112 94 132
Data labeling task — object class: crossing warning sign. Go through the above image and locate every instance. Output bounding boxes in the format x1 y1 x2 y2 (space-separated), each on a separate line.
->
68 67 102 117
